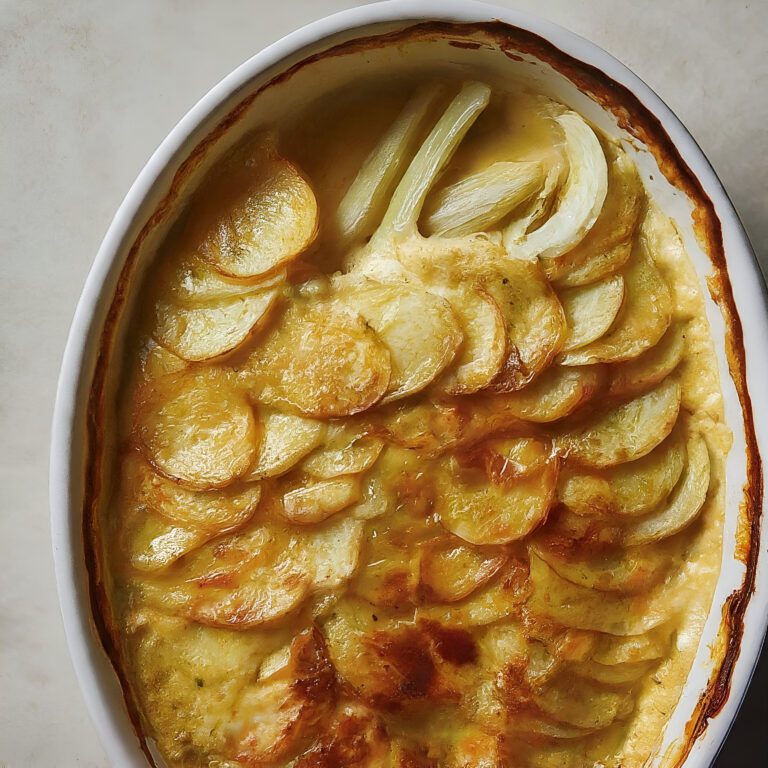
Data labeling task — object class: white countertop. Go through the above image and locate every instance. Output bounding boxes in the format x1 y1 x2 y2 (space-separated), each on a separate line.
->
1 1 765 765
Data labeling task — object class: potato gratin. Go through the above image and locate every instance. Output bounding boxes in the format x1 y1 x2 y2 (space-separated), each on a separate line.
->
100 80 730 767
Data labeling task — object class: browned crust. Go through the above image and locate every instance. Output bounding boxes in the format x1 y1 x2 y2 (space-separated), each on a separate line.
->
81 20 762 767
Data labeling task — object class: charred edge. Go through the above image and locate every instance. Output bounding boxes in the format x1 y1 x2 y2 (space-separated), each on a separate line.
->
82 18 762 764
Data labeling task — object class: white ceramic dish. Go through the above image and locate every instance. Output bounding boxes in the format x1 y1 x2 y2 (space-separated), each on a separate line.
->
50 2 767 766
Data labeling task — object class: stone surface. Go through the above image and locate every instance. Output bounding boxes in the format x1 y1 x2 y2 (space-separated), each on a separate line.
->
0 1 764 765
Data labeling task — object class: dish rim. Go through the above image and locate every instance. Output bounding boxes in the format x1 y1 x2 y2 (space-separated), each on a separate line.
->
50 1 768 766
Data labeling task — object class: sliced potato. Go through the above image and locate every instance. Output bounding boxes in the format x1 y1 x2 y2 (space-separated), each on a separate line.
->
543 144 642 286
592 628 671 665
153 288 279 362
167 254 286 305
129 454 261 531
574 659 654 685
244 410 326 481
139 338 187 381
608 323 686 399
282 476 362 525
438 287 507 394
181 526 310 629
486 258 567 392
122 504 210 572
436 443 558 545
419 540 507 603
342 280 462 403
533 677 633 730
556 378 681 468
530 541 669 594
559 275 625 352
622 433 710 545
474 365 603 429
301 516 365 591
422 161 543 237
527 553 672 635
558 430 686 517
510 717 595 741
199 151 318 278
303 424 384 479
137 368 258 489
246 299 391 418
509 112 608 260
349 475 393 521
559 237 672 366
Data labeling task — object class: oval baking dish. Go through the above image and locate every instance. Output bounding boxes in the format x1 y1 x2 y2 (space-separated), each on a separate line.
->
51 2 767 766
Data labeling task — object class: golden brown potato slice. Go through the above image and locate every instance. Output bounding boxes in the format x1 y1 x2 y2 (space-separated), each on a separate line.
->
180 525 310 629
281 476 362 525
167 254 286 305
129 454 261 531
302 424 384 479
486 258 567 392
199 152 318 279
137 368 258 489
246 299 391 418
473 365 603 429
558 429 686 517
543 144 642 286
122 505 210 572
342 280 462 403
527 553 672 635
436 441 558 545
574 659 655 685
139 338 187 381
556 377 681 468
559 237 672 366
438 287 507 394
349 475 393 521
153 288 280 362
419 540 507 603
622 433 710 545
533 677 633 731
530 541 670 594
608 323 685 399
243 409 326 481
591 628 671 665
558 275 625 353
231 627 336 765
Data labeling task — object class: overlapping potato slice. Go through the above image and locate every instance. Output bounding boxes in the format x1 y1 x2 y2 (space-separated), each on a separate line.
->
574 659 655 685
139 338 187 381
558 429 686 517
341 279 462 402
422 161 543 237
246 298 391 417
507 112 608 260
231 627 336 765
530 540 670 594
591 627 671 665
128 454 261 531
300 516 365 591
608 323 685 398
243 409 326 480
419 540 507 603
137 368 258 489
436 439 558 545
473 365 603 428
559 236 672 366
198 148 318 279
527 553 672 635
437 286 507 394
122 504 211 572
532 677 633 730
623 433 710 545
153 288 280 362
281 476 362 524
167 254 286 305
302 423 384 478
485 257 567 392
543 143 642 286
556 377 681 468
558 275 625 353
